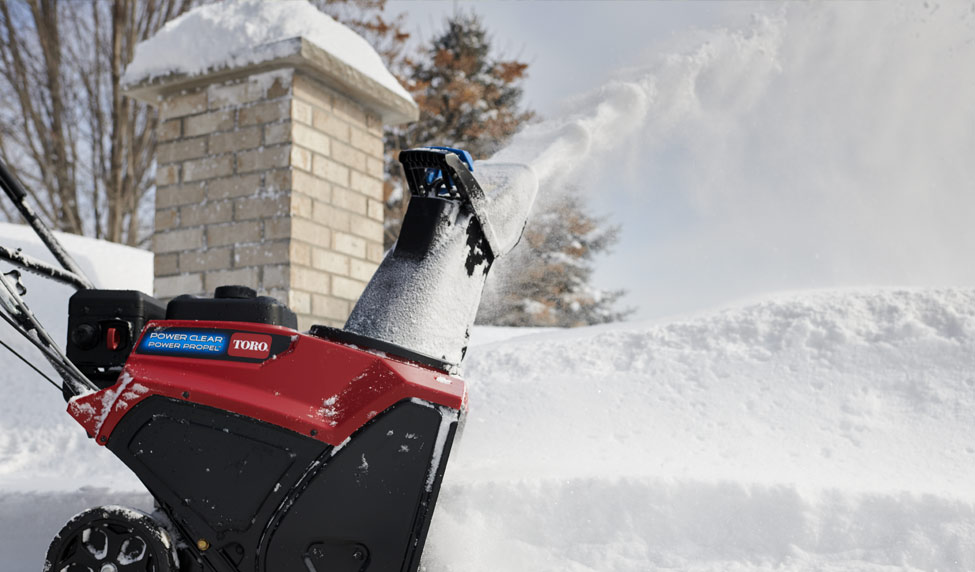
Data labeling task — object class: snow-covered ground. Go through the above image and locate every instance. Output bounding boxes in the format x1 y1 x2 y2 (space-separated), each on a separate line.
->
0 225 971 570
432 289 975 571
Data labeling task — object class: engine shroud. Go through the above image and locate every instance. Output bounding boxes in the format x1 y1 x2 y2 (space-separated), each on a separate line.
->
67 319 465 572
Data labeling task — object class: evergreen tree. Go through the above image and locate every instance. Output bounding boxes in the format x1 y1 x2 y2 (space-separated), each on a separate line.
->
477 192 631 327
395 13 533 159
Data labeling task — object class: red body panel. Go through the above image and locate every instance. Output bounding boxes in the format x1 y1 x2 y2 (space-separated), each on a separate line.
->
67 320 467 447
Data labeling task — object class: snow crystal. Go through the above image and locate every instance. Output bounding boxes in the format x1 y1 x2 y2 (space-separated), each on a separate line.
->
316 394 341 427
122 0 412 102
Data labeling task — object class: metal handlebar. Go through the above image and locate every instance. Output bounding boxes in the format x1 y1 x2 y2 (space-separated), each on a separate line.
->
0 159 94 290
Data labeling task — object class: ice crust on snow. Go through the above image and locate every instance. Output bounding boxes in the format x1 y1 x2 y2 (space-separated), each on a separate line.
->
122 0 412 102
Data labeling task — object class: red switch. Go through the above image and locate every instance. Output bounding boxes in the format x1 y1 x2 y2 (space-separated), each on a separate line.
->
106 327 122 351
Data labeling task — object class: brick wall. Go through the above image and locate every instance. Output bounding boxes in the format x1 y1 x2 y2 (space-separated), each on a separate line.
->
287 74 385 327
152 68 387 329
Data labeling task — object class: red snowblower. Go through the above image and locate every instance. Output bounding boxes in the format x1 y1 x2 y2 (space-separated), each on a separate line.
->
0 147 537 572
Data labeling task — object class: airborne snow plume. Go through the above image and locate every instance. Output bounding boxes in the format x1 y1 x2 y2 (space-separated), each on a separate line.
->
490 1 975 317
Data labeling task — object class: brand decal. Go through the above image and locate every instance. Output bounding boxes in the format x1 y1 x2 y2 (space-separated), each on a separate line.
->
139 330 228 355
228 332 273 359
137 328 286 362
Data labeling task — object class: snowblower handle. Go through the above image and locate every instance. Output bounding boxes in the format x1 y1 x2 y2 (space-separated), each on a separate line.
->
0 159 94 290
0 161 26 200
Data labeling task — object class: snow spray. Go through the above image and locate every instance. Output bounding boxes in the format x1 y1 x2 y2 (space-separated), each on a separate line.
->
486 1 975 317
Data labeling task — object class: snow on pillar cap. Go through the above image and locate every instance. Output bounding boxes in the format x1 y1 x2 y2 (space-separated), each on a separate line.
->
121 0 417 124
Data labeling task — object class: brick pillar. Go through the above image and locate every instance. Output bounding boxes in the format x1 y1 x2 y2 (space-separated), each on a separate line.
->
125 38 417 330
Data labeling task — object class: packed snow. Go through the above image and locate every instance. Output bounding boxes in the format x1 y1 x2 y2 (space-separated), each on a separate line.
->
0 224 971 569
123 0 412 102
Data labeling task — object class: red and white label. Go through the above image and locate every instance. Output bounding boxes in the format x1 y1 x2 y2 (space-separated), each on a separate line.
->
228 332 273 359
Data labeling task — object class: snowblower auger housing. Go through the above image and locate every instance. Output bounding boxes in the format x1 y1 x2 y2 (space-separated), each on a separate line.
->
0 148 531 572
64 314 465 572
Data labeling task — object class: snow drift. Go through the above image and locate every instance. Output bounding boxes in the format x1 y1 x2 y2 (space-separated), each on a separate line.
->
424 288 975 571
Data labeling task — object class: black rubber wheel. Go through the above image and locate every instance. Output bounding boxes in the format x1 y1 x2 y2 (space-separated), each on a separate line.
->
44 506 178 572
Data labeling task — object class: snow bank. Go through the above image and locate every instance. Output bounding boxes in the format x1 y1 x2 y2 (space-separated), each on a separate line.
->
123 0 412 102
422 288 975 571
458 289 975 496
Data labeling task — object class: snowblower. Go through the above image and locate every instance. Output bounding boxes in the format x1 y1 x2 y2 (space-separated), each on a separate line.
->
0 148 537 572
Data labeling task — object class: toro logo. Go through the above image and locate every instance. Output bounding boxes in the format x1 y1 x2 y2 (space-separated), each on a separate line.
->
228 332 273 359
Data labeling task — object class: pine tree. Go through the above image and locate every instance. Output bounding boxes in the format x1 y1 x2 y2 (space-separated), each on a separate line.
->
477 192 631 327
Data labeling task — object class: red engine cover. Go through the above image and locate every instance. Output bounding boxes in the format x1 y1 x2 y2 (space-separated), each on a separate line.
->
67 320 467 447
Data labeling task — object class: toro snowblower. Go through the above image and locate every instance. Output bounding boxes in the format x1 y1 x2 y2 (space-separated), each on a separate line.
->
0 148 537 572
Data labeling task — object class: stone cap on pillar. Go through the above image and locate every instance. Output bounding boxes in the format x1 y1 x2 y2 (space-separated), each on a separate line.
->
124 30 417 125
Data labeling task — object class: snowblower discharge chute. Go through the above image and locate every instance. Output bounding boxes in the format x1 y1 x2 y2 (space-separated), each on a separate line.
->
0 147 538 572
